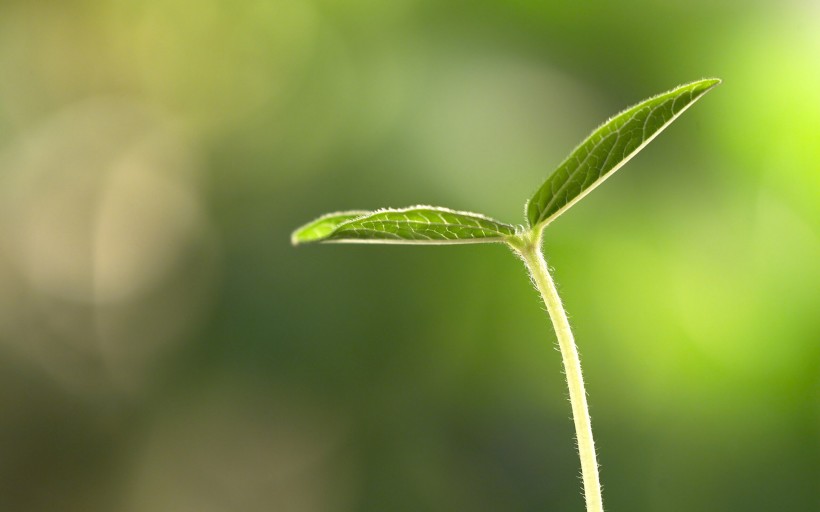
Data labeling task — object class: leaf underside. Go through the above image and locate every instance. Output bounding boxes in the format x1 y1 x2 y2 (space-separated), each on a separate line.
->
291 206 518 245
526 78 721 229
290 210 371 245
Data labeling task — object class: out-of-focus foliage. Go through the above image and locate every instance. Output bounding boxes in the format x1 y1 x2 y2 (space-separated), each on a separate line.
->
0 1 817 511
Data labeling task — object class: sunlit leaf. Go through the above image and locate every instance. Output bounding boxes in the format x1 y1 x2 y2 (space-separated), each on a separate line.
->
526 78 721 228
292 206 517 245
291 211 371 245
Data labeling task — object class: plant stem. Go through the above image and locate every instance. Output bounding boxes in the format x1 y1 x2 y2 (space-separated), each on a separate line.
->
513 233 604 512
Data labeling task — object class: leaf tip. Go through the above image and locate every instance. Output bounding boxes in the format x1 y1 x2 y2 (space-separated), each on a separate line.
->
701 77 722 89
290 230 303 246
290 224 316 246
290 210 373 246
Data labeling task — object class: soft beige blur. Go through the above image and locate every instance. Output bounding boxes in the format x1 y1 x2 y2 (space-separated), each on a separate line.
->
0 98 218 394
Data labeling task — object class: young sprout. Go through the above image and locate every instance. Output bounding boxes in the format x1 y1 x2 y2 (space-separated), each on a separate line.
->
292 78 721 512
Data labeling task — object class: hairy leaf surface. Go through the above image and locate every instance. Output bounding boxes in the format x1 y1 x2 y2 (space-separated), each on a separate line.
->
526 78 721 228
292 206 516 245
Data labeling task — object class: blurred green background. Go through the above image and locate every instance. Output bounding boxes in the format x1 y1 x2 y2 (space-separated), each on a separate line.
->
0 1 818 511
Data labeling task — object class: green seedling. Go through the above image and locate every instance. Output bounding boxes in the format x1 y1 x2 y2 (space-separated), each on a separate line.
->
292 78 721 512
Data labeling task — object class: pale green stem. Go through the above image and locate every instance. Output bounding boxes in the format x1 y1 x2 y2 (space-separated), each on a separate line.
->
511 231 603 512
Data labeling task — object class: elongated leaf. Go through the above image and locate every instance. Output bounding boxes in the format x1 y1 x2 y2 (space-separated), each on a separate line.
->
292 206 517 245
526 78 721 228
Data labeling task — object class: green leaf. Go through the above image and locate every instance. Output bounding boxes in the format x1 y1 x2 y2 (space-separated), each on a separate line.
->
291 210 371 245
526 78 721 228
291 206 517 245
